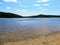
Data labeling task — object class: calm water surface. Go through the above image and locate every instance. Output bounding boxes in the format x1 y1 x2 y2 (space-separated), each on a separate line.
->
0 18 60 34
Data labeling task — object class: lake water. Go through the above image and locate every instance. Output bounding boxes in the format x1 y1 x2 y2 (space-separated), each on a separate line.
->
0 18 60 35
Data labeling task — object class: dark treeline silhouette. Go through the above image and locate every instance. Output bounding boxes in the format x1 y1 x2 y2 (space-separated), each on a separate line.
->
0 12 22 18
0 12 60 18
25 14 60 18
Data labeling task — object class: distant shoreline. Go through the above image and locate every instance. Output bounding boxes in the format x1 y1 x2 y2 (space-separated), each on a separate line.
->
0 12 60 18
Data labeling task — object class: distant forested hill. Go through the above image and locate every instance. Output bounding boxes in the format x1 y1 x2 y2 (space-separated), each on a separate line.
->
0 12 60 18
0 12 22 18
25 14 60 18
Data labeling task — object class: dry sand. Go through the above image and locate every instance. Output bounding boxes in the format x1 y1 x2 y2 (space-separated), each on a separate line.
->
3 32 60 45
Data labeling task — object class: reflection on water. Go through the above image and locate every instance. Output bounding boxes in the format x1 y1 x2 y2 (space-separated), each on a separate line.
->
0 18 60 33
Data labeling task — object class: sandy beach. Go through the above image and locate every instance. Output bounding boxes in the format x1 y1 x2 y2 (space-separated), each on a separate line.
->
3 32 60 45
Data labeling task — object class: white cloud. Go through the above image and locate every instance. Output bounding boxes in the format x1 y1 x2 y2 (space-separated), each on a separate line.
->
17 9 27 12
37 0 41 3
41 0 50 2
43 4 49 6
39 7 43 9
3 0 17 2
42 8 47 10
22 9 27 12
7 6 11 9
19 4 27 8
40 8 47 13
0 2 2 4
33 4 41 6
37 0 50 3
17 10 21 11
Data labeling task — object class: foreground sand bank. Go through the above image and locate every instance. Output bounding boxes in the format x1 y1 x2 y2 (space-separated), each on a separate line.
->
3 32 60 45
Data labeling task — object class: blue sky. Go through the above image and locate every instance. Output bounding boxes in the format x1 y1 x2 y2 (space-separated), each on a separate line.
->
0 0 60 16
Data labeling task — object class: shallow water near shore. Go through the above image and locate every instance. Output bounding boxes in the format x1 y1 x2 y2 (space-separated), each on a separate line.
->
0 18 60 45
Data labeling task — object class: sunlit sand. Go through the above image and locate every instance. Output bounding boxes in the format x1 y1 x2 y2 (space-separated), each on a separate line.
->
1 32 59 45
